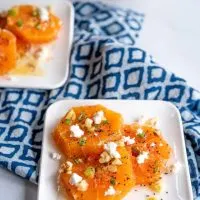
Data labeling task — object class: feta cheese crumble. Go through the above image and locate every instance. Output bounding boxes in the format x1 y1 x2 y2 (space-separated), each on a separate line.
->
70 124 84 138
150 142 156 147
93 110 105 124
104 142 121 159
136 151 149 164
69 173 88 192
38 7 49 22
69 173 83 186
104 186 116 196
122 136 135 145
77 180 89 192
50 152 61 160
66 161 73 171
137 116 159 128
136 128 143 135
173 162 182 173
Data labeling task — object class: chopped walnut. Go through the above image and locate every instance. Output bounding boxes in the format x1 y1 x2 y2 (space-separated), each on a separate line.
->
107 165 118 173
85 118 93 129
66 109 76 121
99 151 111 163
112 158 122 166
116 139 125 147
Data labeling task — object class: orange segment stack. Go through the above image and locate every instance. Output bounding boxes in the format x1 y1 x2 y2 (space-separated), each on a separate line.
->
53 105 123 158
59 147 135 200
53 105 172 199
0 4 62 75
6 5 62 44
0 29 16 75
123 123 171 186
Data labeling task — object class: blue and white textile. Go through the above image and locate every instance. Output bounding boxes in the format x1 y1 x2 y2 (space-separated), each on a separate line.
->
0 1 200 198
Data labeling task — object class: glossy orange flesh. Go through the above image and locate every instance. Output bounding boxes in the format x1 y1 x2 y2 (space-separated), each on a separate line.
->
123 123 171 186
59 147 135 200
53 105 123 158
0 29 16 75
53 105 172 200
6 5 62 44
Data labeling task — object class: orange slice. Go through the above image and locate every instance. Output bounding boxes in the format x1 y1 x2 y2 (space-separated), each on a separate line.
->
0 29 16 75
6 5 62 44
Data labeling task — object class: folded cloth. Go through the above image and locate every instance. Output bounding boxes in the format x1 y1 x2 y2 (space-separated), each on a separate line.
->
0 1 200 198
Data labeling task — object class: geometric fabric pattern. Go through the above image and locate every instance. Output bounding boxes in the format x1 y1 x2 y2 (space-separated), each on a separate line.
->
0 2 200 199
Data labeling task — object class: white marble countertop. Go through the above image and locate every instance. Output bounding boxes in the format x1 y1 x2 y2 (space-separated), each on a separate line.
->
0 0 199 199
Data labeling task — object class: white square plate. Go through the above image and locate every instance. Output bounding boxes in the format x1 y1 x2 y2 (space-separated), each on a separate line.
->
38 100 193 200
0 0 74 89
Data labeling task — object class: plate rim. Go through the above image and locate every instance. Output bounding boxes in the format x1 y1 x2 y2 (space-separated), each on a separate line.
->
38 99 193 200
0 0 74 90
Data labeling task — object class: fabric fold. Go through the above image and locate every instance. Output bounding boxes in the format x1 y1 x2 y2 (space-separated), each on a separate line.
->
0 1 199 198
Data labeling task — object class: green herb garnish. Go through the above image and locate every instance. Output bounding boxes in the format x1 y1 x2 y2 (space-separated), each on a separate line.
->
94 124 99 128
32 10 39 17
8 9 17 16
110 177 116 185
84 166 95 178
16 19 23 27
102 120 109 125
35 23 41 30
79 137 86 146
137 132 145 138
65 118 71 125
94 124 101 132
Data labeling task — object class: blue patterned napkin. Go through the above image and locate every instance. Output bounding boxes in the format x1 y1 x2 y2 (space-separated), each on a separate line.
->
0 1 200 198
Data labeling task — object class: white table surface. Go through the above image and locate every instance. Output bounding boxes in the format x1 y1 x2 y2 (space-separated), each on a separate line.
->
0 0 200 200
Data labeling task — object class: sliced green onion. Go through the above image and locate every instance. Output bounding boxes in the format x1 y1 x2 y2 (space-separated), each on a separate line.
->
79 137 86 146
94 124 99 128
65 118 71 125
137 132 145 138
8 9 17 16
32 10 39 17
102 120 109 124
84 166 95 178
35 23 41 30
16 19 23 27
110 177 116 185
